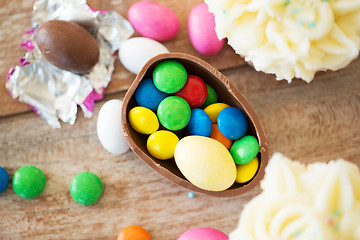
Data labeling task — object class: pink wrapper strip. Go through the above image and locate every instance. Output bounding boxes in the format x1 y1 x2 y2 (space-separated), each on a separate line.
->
82 88 105 112
88 6 108 14
20 40 34 51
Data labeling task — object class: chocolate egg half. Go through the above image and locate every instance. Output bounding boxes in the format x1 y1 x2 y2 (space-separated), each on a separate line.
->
35 20 99 74
121 53 269 197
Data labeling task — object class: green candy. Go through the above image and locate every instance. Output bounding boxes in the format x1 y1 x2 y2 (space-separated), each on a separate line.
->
157 96 191 131
153 60 187 93
13 165 46 199
200 84 218 109
70 172 103 205
230 135 260 165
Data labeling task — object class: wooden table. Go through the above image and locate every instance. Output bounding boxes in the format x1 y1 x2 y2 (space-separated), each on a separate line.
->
1 0 359 239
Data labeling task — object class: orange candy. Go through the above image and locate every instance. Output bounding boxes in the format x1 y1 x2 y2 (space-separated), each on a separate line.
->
210 124 232 149
117 225 151 240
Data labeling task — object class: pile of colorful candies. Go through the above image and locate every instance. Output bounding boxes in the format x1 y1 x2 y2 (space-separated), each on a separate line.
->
128 60 260 191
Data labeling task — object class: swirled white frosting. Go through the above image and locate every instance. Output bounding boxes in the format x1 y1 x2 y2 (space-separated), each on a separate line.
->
205 0 360 82
229 153 360 240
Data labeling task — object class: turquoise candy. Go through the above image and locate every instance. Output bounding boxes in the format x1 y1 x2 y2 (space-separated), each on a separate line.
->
12 165 46 199
157 96 191 131
230 135 259 165
70 172 103 205
153 60 187 93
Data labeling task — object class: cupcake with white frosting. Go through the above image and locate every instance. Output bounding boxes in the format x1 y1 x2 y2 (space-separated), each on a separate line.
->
205 0 360 82
230 153 360 240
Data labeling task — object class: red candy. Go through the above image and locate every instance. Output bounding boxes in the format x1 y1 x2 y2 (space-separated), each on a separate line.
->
175 75 207 108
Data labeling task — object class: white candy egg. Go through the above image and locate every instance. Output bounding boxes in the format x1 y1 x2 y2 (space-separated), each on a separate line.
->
97 99 129 155
119 37 169 74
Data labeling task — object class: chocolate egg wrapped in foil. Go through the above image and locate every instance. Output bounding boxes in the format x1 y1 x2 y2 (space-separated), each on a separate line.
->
6 0 134 128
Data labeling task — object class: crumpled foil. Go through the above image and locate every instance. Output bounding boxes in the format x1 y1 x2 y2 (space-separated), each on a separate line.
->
6 0 134 128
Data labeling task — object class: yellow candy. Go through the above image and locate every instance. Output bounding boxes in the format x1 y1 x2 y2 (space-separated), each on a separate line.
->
128 106 159 134
147 130 179 160
203 103 230 123
174 136 236 191
235 156 259 183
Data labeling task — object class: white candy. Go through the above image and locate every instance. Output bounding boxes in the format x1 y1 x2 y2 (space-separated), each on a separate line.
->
97 99 129 155
119 37 169 74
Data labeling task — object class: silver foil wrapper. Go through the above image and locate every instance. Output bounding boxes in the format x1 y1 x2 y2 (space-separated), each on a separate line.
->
6 0 134 128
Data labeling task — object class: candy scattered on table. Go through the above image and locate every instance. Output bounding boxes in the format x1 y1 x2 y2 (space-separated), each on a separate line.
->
0 167 9 194
119 37 169 75
178 227 228 240
188 192 195 198
128 1 179 41
97 99 129 155
70 172 103 205
188 3 225 55
12 165 46 199
126 59 261 192
117 225 151 240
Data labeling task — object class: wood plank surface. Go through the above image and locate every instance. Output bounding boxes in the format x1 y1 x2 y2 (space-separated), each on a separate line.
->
1 0 360 239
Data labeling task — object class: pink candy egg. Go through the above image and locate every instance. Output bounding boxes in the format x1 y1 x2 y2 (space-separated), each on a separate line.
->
128 1 179 41
178 228 228 240
188 3 225 55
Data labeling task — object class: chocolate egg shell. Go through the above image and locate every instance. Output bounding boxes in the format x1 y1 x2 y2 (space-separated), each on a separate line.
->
121 53 269 197
35 20 99 74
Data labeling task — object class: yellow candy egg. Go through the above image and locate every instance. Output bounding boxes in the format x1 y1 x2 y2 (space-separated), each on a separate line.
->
203 103 230 123
174 136 236 191
128 106 159 134
147 130 179 160
235 156 259 183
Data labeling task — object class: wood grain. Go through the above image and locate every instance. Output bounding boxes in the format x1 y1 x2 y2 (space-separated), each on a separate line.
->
0 0 360 239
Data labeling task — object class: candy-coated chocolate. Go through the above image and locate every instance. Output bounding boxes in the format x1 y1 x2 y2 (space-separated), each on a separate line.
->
117 225 151 240
153 60 187 93
70 172 103 205
12 165 46 199
157 96 191 131
188 3 225 55
217 107 248 140
230 136 260 165
174 75 207 108
210 124 232 149
187 108 212 137
35 20 99 74
174 136 236 191
178 228 228 240
97 99 129 155
236 156 259 183
128 1 179 41
129 106 159 135
119 37 169 74
203 103 229 123
200 84 218 109
135 78 168 112
147 130 179 160
0 167 9 194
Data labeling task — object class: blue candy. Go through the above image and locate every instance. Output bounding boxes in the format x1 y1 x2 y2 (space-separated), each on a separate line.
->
0 166 9 194
187 108 212 137
135 78 168 112
217 107 248 140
